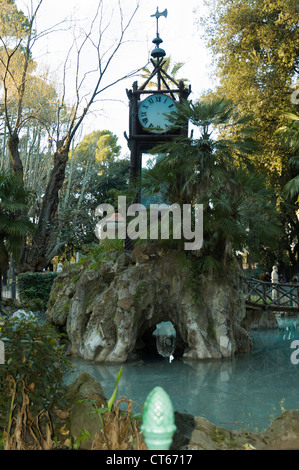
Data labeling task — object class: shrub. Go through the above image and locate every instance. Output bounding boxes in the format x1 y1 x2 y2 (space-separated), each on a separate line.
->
0 315 71 429
17 272 58 310
78 241 124 270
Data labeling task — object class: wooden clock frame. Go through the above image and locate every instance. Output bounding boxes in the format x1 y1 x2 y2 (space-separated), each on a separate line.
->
124 55 191 198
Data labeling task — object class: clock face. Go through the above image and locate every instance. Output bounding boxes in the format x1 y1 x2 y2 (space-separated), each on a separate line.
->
138 94 177 134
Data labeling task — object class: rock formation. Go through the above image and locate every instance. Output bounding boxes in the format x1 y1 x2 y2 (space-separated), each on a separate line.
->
172 408 299 450
46 244 252 363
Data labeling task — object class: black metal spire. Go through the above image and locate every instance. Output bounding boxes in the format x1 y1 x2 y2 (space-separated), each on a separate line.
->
150 7 168 59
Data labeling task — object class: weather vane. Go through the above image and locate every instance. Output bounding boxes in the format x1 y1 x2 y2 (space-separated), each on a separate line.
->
151 7 168 38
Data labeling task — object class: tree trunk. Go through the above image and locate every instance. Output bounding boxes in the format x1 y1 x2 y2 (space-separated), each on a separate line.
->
8 133 23 178
18 141 70 272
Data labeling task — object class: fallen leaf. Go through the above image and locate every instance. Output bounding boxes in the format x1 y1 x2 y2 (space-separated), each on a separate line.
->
243 443 256 450
64 438 71 448
59 424 69 435
55 409 69 420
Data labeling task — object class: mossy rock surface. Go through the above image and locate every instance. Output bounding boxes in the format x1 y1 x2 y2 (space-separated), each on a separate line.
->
66 372 107 450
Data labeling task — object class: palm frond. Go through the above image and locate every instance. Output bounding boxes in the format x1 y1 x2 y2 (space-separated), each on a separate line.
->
0 171 35 264
283 176 299 199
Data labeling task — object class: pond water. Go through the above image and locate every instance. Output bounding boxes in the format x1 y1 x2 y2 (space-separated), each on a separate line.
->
64 316 299 433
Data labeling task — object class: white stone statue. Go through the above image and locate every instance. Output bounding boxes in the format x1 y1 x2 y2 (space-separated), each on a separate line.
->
271 266 279 300
0 340 4 365
56 262 63 273
153 321 176 360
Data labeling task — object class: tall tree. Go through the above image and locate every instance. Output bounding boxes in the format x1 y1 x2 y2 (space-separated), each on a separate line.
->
197 0 299 272
53 130 129 259
198 0 298 181
0 0 44 178
0 0 142 271
274 112 299 274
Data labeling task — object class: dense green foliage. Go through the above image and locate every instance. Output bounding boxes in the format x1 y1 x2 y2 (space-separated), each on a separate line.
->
0 172 34 296
17 272 58 310
199 0 298 180
0 315 70 428
0 0 296 275
77 240 124 271
57 130 129 259
142 98 280 274
197 0 299 274
278 112 299 199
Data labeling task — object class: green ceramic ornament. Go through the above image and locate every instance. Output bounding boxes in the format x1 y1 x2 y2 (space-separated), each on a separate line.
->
141 386 176 450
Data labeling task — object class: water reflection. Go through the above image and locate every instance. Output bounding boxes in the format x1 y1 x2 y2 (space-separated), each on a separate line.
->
65 316 299 432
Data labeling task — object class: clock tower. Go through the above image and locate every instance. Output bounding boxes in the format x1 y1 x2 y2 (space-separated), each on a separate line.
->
124 7 191 198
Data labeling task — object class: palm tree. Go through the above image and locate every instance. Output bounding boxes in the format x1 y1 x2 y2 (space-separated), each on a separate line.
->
0 172 34 301
141 97 280 274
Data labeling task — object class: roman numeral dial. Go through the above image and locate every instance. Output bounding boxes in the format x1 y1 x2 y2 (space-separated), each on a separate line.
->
138 94 177 134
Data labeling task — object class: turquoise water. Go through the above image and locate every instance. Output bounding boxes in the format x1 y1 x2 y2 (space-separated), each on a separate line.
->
65 316 299 432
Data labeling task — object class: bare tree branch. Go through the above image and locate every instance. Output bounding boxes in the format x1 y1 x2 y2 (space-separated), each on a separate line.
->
68 0 141 142
1 0 147 270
